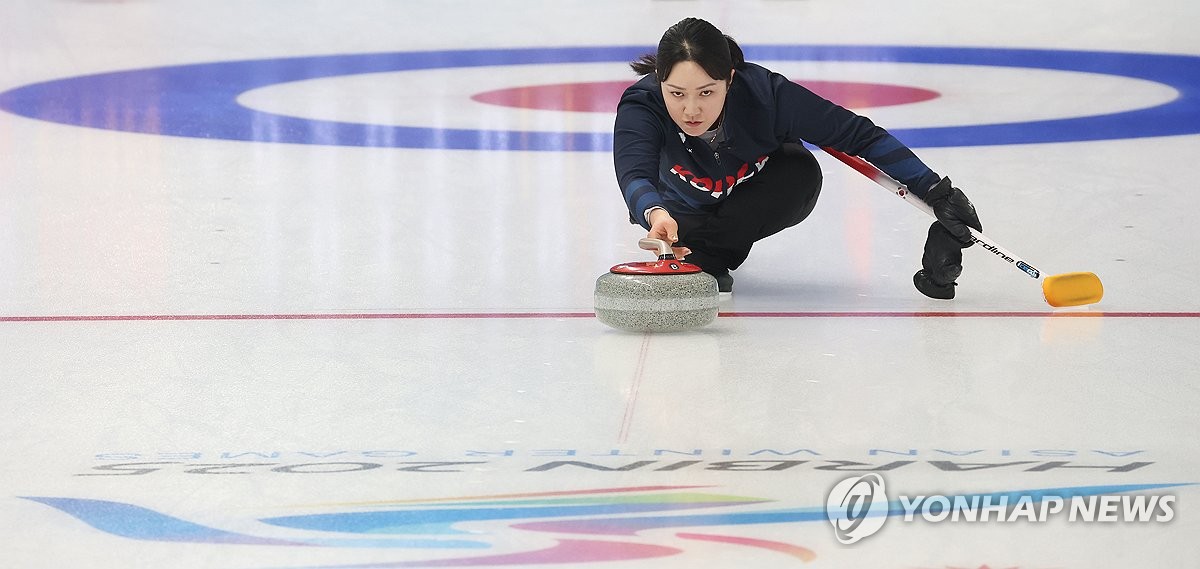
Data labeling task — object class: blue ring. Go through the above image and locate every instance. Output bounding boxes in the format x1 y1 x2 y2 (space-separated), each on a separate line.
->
2 45 1199 150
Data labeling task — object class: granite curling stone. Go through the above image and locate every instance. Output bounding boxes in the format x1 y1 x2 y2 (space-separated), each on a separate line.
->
594 238 719 332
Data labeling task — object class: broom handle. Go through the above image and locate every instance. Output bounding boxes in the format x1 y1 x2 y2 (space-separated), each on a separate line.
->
821 146 1043 281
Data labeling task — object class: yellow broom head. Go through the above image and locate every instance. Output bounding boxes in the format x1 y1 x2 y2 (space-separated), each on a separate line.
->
1042 272 1104 307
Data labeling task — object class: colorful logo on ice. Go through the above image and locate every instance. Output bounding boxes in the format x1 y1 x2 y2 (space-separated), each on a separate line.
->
20 482 1192 568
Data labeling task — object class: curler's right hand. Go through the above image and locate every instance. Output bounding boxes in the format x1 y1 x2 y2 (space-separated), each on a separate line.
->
646 208 690 259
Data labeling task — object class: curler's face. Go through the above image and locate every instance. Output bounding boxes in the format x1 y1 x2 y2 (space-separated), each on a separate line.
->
660 60 732 137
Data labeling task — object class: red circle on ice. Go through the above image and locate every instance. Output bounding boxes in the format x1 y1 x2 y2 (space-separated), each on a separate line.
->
471 80 940 112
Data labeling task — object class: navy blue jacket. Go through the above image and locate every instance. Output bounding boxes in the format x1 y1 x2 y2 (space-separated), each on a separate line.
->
614 62 941 229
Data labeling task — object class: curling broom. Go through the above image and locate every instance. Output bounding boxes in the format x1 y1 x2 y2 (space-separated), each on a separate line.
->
822 146 1104 308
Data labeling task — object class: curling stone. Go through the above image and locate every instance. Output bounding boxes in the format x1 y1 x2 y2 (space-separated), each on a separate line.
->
594 238 719 332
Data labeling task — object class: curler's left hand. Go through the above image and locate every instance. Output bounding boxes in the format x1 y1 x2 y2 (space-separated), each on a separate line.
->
923 177 982 245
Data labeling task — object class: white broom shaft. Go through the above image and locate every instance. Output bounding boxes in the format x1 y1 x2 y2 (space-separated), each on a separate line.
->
821 147 1042 280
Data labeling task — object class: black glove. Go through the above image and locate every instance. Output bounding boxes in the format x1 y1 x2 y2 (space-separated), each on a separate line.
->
914 222 964 299
923 177 982 245
913 178 982 300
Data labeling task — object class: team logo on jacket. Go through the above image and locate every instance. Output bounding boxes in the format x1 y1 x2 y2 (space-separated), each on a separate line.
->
670 156 769 199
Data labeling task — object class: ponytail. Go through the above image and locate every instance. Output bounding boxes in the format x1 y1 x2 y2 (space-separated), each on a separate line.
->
630 54 657 76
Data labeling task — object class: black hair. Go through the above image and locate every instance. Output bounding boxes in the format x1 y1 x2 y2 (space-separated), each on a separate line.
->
630 17 745 82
